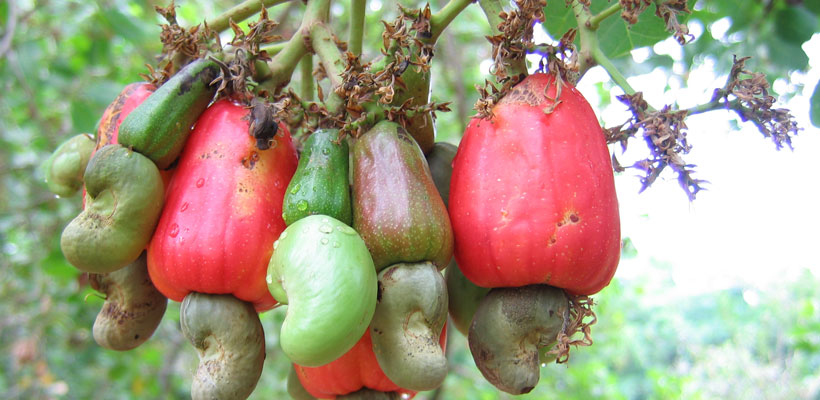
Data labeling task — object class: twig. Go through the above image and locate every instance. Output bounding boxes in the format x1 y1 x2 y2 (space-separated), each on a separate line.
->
0 0 19 60
588 2 621 30
206 0 291 33
429 0 474 43
349 0 366 56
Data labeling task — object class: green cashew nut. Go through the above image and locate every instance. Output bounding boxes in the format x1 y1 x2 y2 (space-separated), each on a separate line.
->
60 144 164 273
44 133 95 197
468 285 569 395
267 215 377 367
444 260 490 336
180 293 265 400
370 262 448 391
90 252 167 351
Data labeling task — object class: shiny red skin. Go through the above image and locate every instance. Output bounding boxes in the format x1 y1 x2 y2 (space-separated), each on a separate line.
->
147 99 297 311
295 326 447 399
449 73 620 295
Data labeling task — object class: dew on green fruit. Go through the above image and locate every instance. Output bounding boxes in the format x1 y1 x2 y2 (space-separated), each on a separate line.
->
273 239 279 250
280 231 288 240
320 238 329 245
266 274 273 284
289 183 301 194
296 200 308 211
332 241 340 248
319 224 333 234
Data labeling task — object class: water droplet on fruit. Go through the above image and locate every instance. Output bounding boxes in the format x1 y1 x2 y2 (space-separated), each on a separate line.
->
541 363 547 368
290 183 301 194
296 200 308 211
266 274 273 284
280 231 288 240
320 238 329 245
273 240 279 250
319 224 333 234
180 202 189 212
169 224 179 238
196 178 205 188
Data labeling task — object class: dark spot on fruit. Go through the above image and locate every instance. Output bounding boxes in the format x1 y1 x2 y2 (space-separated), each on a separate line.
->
569 213 580 223
241 151 260 169
134 334 140 340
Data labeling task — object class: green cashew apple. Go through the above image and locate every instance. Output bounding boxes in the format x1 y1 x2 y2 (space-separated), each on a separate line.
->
267 215 377 366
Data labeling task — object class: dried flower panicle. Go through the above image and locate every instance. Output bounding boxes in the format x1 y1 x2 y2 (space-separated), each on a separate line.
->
714 56 799 150
548 293 597 364
475 0 548 118
308 4 448 137
608 92 706 200
151 1 221 85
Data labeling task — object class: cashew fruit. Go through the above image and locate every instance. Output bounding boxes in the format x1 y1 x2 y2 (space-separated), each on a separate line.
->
147 99 297 311
267 215 377 366
370 262 448 391
90 251 167 351
95 82 155 151
450 72 621 295
118 58 220 169
283 129 352 226
445 260 489 336
293 330 415 399
180 292 265 400
44 134 95 197
352 121 453 271
468 285 569 395
61 144 164 273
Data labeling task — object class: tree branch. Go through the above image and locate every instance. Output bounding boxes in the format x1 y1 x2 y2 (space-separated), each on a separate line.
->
309 22 346 114
263 0 330 92
206 0 291 33
429 0 474 43
299 54 314 101
349 0 366 56
588 2 622 30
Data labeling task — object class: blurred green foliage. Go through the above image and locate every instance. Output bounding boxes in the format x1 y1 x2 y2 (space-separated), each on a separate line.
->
1 0 818 399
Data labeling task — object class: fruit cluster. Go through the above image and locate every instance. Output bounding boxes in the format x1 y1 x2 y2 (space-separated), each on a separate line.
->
46 55 620 398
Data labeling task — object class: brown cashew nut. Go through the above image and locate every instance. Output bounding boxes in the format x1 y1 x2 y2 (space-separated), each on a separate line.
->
468 285 569 395
370 262 448 391
180 293 265 400
90 251 167 351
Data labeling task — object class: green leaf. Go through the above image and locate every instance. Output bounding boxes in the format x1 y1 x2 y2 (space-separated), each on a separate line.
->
811 80 820 128
542 2 686 59
99 8 149 46
764 36 809 71
774 6 818 45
